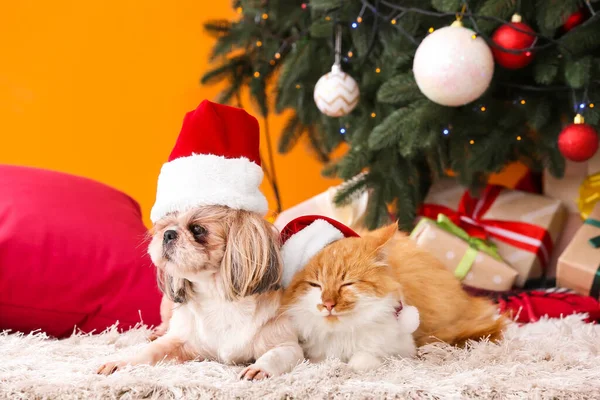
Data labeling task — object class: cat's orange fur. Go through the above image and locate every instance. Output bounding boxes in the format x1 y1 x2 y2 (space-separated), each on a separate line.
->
284 223 507 347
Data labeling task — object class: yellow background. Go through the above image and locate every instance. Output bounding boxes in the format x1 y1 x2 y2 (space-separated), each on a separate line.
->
0 1 521 226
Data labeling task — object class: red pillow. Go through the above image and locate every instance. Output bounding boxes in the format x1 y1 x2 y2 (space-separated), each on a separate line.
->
0 165 161 338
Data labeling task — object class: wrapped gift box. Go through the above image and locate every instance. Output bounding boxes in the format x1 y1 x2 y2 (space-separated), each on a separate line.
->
557 203 600 300
274 177 369 232
543 152 600 213
547 212 583 278
543 154 600 274
423 179 566 287
411 216 517 291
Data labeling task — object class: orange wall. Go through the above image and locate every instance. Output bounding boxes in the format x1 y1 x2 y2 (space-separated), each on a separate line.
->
0 0 340 226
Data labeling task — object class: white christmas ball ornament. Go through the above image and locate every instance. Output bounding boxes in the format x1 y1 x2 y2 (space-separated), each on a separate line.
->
413 22 494 106
314 64 360 117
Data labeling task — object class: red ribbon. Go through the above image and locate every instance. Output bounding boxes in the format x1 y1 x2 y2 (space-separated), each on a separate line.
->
419 185 554 269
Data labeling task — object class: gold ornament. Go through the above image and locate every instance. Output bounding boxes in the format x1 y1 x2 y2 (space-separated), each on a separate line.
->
578 172 600 219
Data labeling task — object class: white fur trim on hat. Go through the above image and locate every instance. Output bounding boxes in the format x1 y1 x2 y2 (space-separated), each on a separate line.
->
150 153 268 223
280 219 345 287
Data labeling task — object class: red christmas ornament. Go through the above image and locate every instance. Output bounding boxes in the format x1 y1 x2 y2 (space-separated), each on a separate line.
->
563 9 586 32
491 14 536 69
558 114 599 162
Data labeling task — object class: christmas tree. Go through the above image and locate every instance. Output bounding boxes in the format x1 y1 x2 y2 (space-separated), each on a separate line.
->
203 0 600 230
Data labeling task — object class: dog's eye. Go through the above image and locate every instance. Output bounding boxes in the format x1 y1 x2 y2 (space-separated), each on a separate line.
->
307 282 321 288
189 224 206 237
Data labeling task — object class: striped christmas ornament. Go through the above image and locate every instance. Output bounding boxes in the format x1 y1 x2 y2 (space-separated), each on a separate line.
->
313 65 360 117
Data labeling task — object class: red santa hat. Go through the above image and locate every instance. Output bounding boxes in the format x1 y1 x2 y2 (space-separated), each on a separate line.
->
279 215 360 287
150 100 268 223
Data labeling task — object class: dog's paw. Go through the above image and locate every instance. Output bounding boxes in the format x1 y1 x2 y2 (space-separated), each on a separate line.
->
239 364 271 381
96 360 130 375
149 323 169 341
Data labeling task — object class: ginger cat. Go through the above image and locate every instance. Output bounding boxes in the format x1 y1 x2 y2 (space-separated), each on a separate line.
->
282 226 421 371
283 223 506 368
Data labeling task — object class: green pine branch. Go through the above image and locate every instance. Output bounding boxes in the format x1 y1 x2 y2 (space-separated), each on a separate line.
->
202 0 600 229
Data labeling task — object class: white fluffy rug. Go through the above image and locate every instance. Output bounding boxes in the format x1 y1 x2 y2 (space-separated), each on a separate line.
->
2 315 600 399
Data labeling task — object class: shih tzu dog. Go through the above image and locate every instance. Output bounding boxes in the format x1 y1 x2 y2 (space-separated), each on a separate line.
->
97 100 303 380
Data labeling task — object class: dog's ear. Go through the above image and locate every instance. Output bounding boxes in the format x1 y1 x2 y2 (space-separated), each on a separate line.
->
156 270 192 303
220 212 282 300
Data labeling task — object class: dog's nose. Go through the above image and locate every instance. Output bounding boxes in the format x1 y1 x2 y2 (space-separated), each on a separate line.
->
163 230 178 244
322 300 336 312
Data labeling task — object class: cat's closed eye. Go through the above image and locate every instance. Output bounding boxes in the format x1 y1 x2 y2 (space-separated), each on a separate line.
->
307 282 321 288
340 282 355 288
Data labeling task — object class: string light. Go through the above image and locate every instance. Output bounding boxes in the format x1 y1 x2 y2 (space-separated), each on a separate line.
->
520 99 526 105
469 139 475 145
256 40 262 47
294 2 588 64
340 127 347 134
295 84 301 89
262 13 269 20
347 51 353 57
443 128 450 135
480 106 487 112
269 60 275 65
301 3 307 9
517 136 522 141
357 17 363 23
275 52 281 59
375 67 381 73
371 112 377 118
351 22 358 28
325 16 331 21
590 103 595 108
428 27 434 33
253 71 260 78
580 103 586 109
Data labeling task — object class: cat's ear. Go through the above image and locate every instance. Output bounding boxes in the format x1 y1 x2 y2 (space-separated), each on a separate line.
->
370 222 398 262
371 222 398 245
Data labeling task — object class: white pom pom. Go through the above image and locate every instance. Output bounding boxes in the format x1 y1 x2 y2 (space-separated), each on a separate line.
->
397 305 420 334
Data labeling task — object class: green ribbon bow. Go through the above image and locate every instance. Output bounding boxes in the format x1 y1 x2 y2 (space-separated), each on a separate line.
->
585 218 600 248
583 218 600 298
435 214 503 279
412 214 502 280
